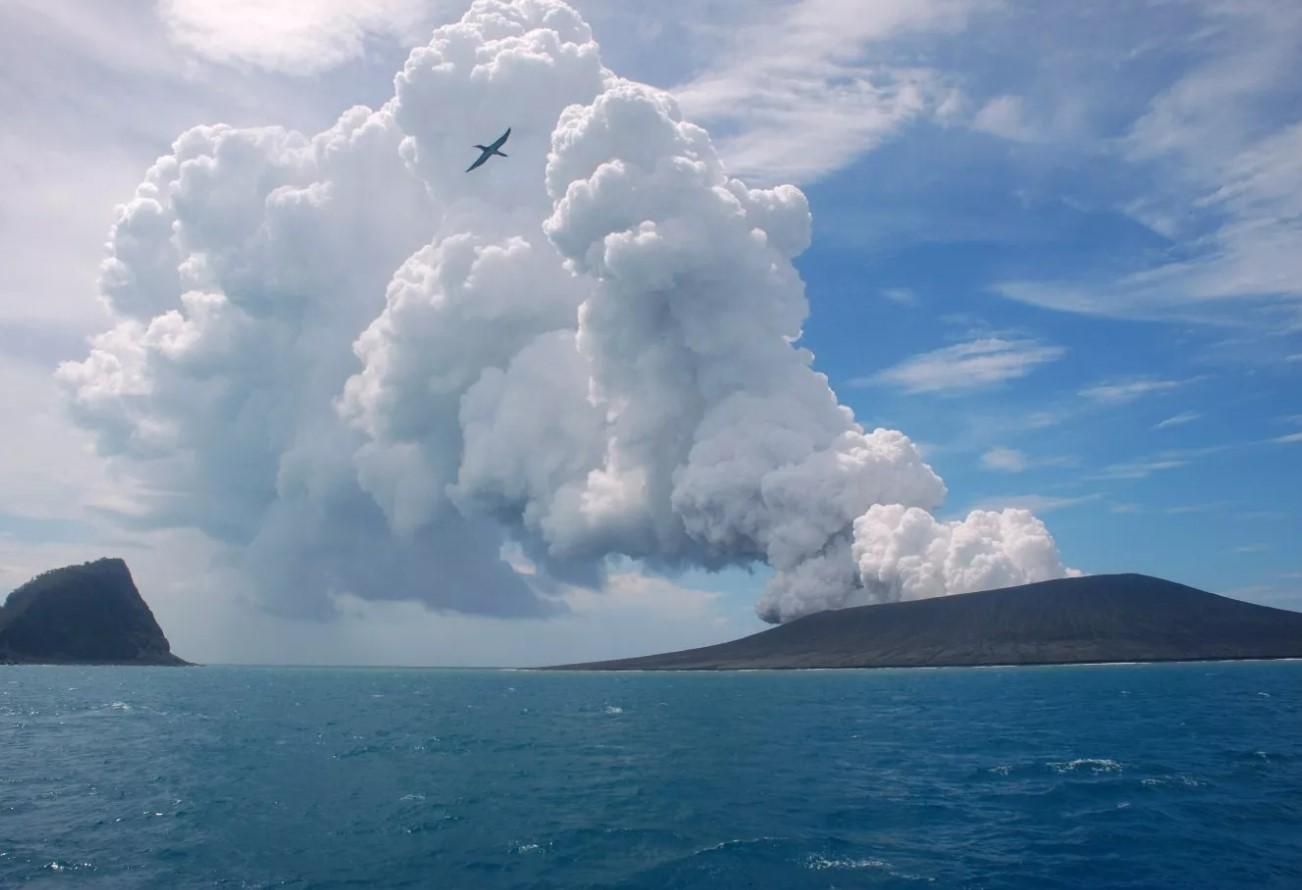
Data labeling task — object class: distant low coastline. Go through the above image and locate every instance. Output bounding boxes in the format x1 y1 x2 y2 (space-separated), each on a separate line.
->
542 654 1302 673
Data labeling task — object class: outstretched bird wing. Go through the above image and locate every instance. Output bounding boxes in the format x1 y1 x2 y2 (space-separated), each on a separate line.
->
488 127 511 152
465 149 492 173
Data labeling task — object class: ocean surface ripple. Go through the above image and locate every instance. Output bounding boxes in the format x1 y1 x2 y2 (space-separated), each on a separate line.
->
2 662 1300 888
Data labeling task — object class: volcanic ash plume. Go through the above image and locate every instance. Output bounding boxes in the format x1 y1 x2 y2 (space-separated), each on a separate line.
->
58 0 1072 622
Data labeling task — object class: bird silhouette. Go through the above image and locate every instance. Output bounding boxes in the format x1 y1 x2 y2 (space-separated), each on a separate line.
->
466 128 511 172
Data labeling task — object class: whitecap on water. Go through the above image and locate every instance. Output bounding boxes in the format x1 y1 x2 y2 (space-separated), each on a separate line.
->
1049 758 1122 774
1141 775 1203 788
604 705 623 715
806 855 889 871
46 861 93 873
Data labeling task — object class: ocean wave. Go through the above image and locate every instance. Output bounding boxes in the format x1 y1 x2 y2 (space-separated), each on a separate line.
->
694 836 785 855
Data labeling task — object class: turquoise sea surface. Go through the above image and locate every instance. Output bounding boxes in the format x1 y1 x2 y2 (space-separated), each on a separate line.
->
2 661 1300 888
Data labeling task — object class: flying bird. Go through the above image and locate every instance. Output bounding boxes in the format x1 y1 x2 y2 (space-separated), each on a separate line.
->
466 128 510 172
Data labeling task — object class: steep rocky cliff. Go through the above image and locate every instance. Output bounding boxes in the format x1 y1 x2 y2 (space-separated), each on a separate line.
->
0 558 187 665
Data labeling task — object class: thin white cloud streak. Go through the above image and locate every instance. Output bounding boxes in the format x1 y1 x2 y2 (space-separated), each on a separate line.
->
1155 410 1202 429
1165 504 1214 515
1093 459 1188 480
1093 444 1233 482
970 493 1101 513
1079 378 1187 404
860 337 1065 394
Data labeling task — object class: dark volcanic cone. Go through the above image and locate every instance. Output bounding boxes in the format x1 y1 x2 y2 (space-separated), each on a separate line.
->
549 574 1302 670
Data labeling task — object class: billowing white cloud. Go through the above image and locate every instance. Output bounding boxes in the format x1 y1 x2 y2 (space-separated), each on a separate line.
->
846 504 1074 607
59 0 1071 625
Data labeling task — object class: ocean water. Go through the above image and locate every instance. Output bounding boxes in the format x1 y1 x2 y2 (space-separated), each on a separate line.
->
2 663 1300 889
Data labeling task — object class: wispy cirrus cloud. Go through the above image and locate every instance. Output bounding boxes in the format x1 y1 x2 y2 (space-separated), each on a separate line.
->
1155 410 1202 430
673 0 991 182
1080 377 1191 405
1165 504 1216 515
980 447 1028 473
858 337 1065 394
969 492 1102 514
979 446 1076 474
972 94 1039 142
158 0 445 74
1094 458 1189 480
992 3 1302 330
1092 443 1234 480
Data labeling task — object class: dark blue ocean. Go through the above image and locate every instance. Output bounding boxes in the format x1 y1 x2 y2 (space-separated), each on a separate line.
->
2 663 1300 889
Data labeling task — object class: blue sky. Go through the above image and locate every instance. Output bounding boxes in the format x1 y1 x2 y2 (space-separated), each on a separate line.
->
799 152 1302 602
0 0 1298 663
